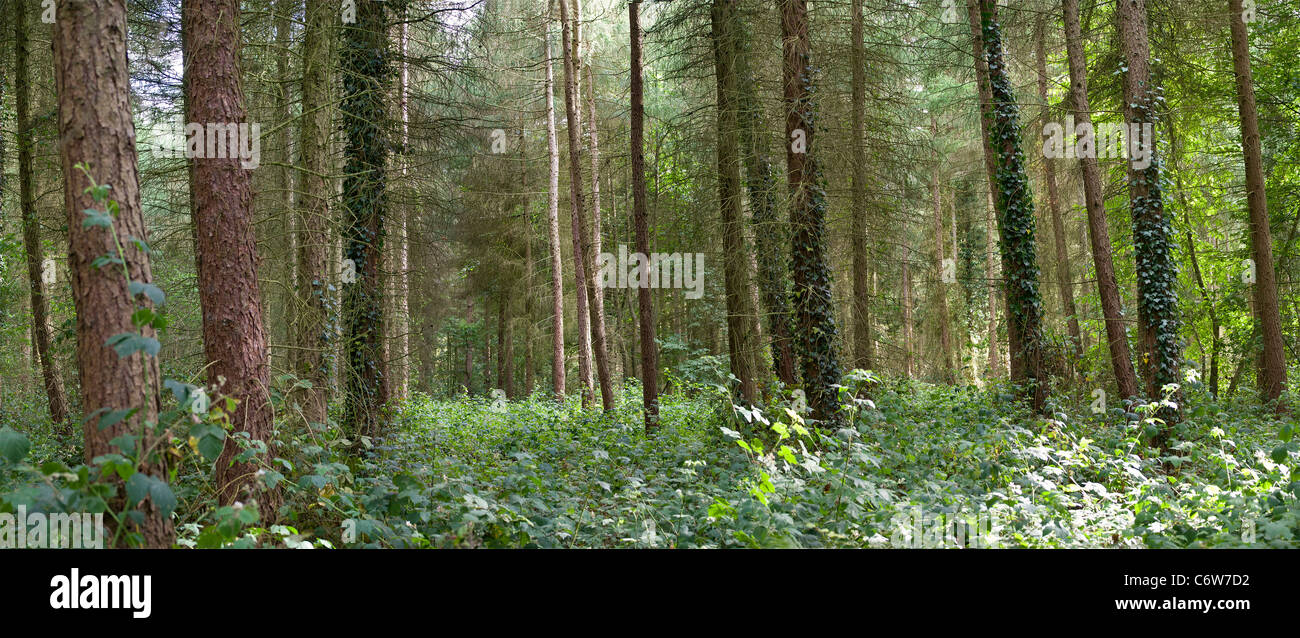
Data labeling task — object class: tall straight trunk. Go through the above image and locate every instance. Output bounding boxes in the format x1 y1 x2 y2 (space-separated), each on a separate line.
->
522 127 536 396
583 60 615 409
274 0 296 377
183 0 280 511
978 0 1046 411
780 0 843 425
737 13 796 386
1117 0 1181 420
985 193 1002 378
850 0 872 371
1229 0 1286 407
340 0 390 436
967 0 1014 381
558 0 595 408
712 0 761 403
53 0 173 547
1035 16 1083 363
1063 0 1139 400
15 1 71 429
543 11 566 403
630 0 659 431
930 116 955 382
389 9 412 403
902 255 914 377
464 298 474 393
293 0 332 426
497 295 512 396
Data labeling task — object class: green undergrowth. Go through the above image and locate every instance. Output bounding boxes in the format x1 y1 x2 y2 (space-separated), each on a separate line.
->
332 378 1299 548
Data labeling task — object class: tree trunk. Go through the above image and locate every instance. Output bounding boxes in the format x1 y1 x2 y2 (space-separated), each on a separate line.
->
737 11 796 387
53 0 173 547
1063 0 1139 400
930 116 955 383
967 0 1014 382
463 297 474 393
712 0 761 404
850 0 872 372
293 0 332 427
15 1 72 430
780 0 843 425
902 254 914 378
558 0 595 408
522 127 536 397
340 0 390 436
183 0 280 512
985 193 1002 378
1117 0 1181 423
630 0 659 431
1229 0 1286 408
1035 15 1083 364
274 0 296 380
583 59 615 410
544 9 566 404
977 0 1046 412
389 7 411 403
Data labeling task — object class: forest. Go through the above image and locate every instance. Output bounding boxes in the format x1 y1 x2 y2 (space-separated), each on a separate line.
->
0 0 1297 554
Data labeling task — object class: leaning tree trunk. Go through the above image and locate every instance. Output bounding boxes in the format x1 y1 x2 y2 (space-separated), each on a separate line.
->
340 0 390 437
712 0 762 404
1117 0 1181 430
978 0 1046 412
15 1 71 430
1228 0 1286 408
630 0 659 431
53 0 173 548
183 0 281 512
1035 16 1083 365
1063 0 1139 400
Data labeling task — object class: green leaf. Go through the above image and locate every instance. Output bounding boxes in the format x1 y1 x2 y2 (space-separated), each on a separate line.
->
97 408 138 431
81 209 114 230
128 280 166 306
198 432 225 462
105 333 161 359
0 427 31 463
149 479 178 517
126 472 150 507
1271 444 1289 463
